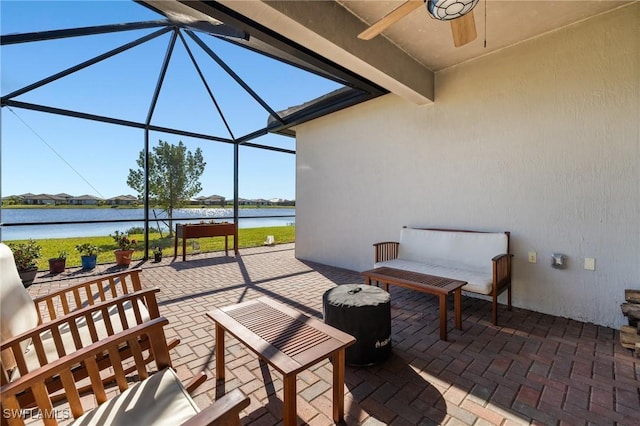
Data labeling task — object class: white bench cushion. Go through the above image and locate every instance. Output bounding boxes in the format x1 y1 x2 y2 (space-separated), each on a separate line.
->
375 259 493 295
397 228 507 275
71 367 199 426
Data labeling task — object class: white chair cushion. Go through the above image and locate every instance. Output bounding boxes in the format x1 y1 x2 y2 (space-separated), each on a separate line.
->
70 368 199 426
0 243 40 363
375 259 493 295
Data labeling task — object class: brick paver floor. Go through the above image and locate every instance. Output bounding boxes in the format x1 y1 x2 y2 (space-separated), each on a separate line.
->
29 244 639 425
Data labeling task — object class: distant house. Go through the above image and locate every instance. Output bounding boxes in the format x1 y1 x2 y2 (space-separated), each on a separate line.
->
270 198 295 206
191 196 207 205
22 193 66 205
16 193 35 205
192 195 225 206
54 193 73 205
70 194 103 206
107 195 138 206
252 198 269 206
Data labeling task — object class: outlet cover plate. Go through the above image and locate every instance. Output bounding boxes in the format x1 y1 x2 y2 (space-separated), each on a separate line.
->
584 258 596 271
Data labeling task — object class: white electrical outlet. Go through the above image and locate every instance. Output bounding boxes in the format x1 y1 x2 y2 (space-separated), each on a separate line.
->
528 252 537 263
584 258 596 271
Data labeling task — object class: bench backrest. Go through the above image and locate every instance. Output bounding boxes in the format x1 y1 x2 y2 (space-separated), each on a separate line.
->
398 228 509 273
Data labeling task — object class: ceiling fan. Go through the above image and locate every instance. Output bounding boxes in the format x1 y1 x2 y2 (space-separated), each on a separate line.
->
358 0 480 47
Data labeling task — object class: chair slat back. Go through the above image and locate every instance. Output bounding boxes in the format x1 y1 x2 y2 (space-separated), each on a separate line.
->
1 290 160 390
32 269 144 323
0 318 171 426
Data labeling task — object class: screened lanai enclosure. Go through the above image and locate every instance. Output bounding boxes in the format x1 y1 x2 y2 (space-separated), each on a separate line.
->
0 0 385 260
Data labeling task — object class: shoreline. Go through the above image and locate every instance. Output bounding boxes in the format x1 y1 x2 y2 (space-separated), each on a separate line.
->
0 204 294 210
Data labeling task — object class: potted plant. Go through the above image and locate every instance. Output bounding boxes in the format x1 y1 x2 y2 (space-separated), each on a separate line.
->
76 243 99 270
111 230 136 266
152 246 163 263
7 239 42 287
48 250 68 274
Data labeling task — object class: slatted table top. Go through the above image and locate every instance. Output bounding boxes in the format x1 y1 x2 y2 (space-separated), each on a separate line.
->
362 266 466 294
207 297 355 376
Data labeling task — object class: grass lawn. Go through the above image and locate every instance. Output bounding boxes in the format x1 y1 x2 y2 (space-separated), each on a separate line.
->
8 226 295 270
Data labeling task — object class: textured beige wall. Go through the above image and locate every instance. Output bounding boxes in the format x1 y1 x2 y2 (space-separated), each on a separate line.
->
295 5 639 328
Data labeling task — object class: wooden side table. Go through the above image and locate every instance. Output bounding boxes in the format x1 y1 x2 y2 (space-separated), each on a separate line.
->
174 222 238 260
207 297 355 425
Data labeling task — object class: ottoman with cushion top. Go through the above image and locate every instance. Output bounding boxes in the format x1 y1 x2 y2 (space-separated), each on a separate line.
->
322 284 391 366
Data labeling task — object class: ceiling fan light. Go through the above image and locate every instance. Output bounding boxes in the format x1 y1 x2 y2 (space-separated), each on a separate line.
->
427 0 480 21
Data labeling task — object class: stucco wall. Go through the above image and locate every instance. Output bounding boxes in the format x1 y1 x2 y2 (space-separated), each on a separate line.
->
295 5 639 328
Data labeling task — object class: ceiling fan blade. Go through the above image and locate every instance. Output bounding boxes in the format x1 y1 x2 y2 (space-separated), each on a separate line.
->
358 0 424 40
450 11 477 47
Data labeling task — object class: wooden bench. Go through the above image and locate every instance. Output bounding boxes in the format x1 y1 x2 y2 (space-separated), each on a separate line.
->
207 297 355 426
373 227 512 325
362 267 466 341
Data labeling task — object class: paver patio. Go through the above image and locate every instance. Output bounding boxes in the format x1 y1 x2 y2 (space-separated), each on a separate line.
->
29 244 639 425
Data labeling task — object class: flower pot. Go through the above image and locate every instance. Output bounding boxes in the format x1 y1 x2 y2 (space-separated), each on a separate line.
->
81 255 97 270
48 258 66 274
18 267 38 287
114 250 134 266
154 253 162 263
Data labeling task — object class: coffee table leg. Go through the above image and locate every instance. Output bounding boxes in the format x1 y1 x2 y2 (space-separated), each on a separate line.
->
439 294 447 341
332 348 346 423
454 289 462 330
215 323 225 380
283 374 297 426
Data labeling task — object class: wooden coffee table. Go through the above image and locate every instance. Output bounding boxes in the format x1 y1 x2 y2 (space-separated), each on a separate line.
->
362 267 466 341
207 297 355 426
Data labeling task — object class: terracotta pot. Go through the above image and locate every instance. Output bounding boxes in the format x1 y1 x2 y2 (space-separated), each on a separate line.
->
18 267 38 287
114 249 134 266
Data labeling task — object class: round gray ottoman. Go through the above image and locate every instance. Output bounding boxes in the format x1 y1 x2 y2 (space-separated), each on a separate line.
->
322 284 391 366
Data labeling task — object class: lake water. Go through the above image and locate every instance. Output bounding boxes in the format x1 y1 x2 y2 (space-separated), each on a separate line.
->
0 208 295 241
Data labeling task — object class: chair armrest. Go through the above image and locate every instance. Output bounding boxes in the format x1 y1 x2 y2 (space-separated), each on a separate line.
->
492 253 513 293
180 389 250 426
373 242 399 263
2 288 161 378
1 318 172 419
32 269 144 322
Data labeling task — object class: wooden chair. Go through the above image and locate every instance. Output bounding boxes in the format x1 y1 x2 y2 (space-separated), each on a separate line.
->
0 318 250 426
0 243 178 402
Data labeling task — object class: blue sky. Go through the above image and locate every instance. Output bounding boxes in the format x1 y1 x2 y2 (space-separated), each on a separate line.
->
1 0 343 201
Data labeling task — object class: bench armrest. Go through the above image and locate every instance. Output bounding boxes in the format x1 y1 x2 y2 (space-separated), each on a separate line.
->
373 242 399 263
32 269 144 322
492 253 513 293
180 388 250 426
